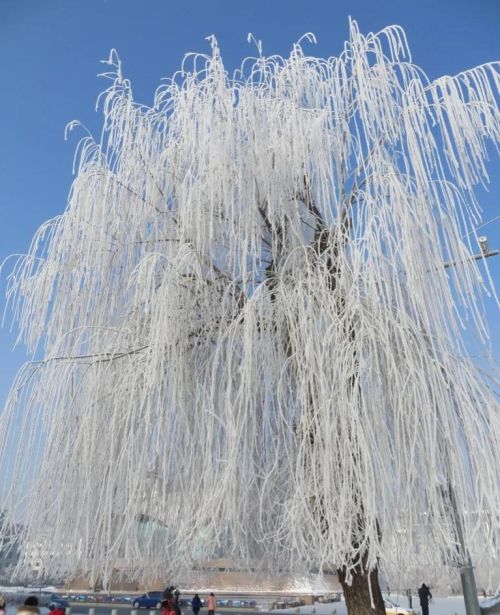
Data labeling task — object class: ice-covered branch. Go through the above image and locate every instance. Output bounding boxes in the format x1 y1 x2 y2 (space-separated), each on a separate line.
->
0 21 499 584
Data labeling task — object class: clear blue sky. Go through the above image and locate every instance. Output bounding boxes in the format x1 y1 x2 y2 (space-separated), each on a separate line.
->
1 0 499 407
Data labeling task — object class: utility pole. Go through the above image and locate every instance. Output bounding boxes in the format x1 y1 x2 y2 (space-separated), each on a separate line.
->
448 483 481 615
442 235 497 615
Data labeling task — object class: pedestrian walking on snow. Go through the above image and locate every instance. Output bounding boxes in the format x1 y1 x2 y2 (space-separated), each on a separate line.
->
207 593 216 615
191 594 202 615
162 587 176 615
173 590 182 615
418 583 432 615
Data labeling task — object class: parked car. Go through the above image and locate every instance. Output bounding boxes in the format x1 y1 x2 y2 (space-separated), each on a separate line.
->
117 596 135 604
384 599 416 615
318 594 341 603
49 595 70 611
133 592 164 609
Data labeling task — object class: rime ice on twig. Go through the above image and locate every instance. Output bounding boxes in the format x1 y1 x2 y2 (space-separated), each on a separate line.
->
0 21 499 584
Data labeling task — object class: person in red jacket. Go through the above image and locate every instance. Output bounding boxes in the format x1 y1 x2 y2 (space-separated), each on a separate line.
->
207 593 216 615
162 587 177 615
49 605 66 615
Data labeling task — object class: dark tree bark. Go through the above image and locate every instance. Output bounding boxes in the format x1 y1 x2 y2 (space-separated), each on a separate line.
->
338 564 386 615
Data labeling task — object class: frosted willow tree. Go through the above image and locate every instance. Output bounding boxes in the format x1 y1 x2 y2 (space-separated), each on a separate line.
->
1 20 500 614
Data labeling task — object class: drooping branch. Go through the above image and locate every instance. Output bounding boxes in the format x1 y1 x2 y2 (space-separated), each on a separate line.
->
0 22 499 587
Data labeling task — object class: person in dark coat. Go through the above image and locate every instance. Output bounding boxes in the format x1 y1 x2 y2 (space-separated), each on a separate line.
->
173 590 181 615
191 594 202 615
418 583 432 615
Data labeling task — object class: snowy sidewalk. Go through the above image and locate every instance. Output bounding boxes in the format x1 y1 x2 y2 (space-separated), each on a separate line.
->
272 597 475 615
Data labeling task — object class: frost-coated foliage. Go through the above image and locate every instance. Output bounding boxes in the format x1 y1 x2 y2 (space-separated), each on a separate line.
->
1 21 500 584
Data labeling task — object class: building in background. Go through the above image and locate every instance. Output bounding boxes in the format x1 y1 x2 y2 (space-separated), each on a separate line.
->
0 510 21 582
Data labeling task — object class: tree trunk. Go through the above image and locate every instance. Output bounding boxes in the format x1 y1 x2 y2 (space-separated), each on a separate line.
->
338 565 386 615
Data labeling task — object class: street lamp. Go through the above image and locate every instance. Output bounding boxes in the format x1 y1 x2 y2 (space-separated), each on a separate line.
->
443 235 499 269
478 236 489 256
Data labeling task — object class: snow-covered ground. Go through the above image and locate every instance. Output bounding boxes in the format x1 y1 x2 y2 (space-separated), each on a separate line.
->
2 596 496 615
274 597 472 615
